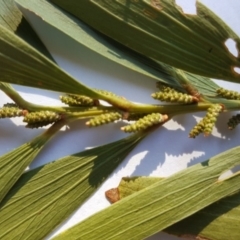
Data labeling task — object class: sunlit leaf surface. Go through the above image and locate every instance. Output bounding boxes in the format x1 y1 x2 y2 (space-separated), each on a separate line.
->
54 146 240 240
0 133 144 240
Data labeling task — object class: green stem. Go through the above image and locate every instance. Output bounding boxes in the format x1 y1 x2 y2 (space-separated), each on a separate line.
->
28 105 116 114
0 82 30 109
3 82 240 123
0 82 117 113
64 107 117 120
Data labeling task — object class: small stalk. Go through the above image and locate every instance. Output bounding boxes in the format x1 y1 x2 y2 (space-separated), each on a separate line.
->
64 107 117 120
0 82 30 109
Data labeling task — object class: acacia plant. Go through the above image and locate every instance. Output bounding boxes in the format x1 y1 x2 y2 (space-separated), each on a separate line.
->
0 1 240 240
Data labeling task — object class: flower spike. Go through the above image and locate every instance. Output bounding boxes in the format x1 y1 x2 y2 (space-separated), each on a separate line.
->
189 104 223 138
23 111 61 128
86 112 121 127
60 94 96 106
121 113 168 133
152 91 198 104
216 88 240 100
0 106 24 118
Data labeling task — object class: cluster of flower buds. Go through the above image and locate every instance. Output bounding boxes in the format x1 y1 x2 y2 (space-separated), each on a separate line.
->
189 119 206 138
189 104 223 138
0 103 24 118
121 113 168 133
227 114 240 130
153 83 198 103
60 94 97 106
23 111 61 128
152 91 198 104
86 112 121 127
216 88 240 100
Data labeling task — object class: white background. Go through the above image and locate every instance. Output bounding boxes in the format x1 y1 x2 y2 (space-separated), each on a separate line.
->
2 1 240 239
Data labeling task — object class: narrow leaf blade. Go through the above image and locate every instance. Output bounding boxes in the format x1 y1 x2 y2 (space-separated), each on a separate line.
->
49 0 240 82
16 0 221 95
165 192 240 240
16 0 180 88
53 146 240 240
0 120 64 203
109 176 240 240
0 133 144 240
0 24 101 97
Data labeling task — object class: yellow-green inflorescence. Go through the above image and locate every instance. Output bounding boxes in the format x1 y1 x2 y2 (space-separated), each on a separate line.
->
152 84 198 104
189 104 223 138
121 113 168 133
152 91 198 104
23 111 61 128
228 114 240 130
216 88 240 100
0 104 24 118
60 94 97 106
86 112 121 127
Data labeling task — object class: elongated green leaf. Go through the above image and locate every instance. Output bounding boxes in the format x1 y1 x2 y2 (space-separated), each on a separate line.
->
166 192 240 240
0 133 144 240
0 24 102 98
98 34 220 96
49 0 240 83
0 120 64 203
97 34 220 96
108 176 240 240
16 0 220 96
53 146 240 240
0 0 54 60
16 0 180 88
102 35 220 96
0 137 45 203
11 0 217 97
